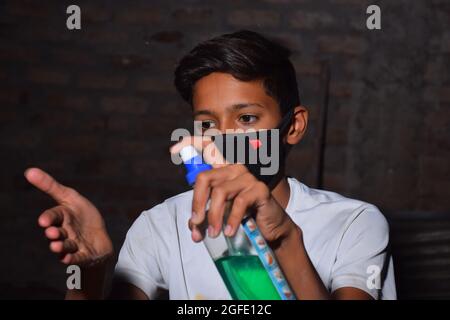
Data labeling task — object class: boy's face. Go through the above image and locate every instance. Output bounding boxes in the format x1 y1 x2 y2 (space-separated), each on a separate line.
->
192 72 283 133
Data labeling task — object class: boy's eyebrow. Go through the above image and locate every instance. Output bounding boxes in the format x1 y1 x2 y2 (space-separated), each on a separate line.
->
193 109 214 117
193 103 265 117
231 102 265 110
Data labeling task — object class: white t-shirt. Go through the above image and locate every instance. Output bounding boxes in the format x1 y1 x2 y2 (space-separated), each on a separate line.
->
114 177 397 300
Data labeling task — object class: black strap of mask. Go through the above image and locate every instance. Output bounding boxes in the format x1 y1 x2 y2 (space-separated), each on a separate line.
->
277 107 295 137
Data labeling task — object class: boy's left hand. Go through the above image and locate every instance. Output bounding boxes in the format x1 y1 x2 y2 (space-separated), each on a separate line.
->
170 136 299 244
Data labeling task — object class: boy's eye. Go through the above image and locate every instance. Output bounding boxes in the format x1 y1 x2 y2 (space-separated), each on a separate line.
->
201 120 216 130
239 114 258 124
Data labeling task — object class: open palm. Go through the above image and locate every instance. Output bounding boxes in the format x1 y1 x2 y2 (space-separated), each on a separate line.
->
25 168 113 266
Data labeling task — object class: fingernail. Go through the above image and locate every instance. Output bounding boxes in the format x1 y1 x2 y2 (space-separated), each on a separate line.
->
192 211 198 221
224 225 233 237
192 228 202 242
208 226 216 238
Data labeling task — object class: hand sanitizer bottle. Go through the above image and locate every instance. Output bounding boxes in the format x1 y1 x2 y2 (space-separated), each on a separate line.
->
180 145 296 300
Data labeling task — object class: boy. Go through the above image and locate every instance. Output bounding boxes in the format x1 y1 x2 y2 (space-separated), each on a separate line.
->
25 30 396 300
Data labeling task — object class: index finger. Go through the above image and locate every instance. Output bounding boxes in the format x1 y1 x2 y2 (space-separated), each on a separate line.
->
170 136 228 168
170 135 211 155
24 168 73 204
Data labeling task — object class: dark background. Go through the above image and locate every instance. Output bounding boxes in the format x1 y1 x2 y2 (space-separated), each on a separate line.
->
0 0 449 299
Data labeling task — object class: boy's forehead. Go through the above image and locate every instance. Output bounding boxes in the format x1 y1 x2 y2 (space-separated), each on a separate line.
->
192 72 278 112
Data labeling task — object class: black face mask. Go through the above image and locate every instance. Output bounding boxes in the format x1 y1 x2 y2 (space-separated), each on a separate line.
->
211 108 294 189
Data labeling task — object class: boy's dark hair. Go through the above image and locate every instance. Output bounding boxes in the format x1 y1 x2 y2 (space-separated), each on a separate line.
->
174 30 300 116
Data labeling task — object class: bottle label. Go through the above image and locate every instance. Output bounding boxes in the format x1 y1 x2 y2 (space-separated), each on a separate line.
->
242 217 296 300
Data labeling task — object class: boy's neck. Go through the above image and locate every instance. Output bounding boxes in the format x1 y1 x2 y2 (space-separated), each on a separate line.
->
271 175 291 210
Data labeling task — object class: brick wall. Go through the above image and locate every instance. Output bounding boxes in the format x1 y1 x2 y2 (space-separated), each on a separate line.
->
0 0 449 298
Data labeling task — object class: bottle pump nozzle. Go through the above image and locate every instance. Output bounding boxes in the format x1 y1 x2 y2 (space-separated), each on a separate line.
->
180 145 212 186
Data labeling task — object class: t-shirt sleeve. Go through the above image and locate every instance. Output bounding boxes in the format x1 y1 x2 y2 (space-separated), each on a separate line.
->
114 209 167 299
330 205 395 299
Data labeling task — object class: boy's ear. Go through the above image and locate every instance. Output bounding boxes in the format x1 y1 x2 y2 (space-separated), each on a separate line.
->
286 105 308 145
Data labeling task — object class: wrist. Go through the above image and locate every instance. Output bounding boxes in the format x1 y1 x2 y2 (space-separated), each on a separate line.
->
66 254 114 300
269 218 302 251
83 253 114 271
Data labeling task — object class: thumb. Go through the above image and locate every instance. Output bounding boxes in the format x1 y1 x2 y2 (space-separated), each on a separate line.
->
24 167 75 204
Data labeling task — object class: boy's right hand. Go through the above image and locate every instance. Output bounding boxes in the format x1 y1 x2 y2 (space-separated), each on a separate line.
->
25 168 113 267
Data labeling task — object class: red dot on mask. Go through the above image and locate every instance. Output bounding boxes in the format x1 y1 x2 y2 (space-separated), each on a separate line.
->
249 139 262 149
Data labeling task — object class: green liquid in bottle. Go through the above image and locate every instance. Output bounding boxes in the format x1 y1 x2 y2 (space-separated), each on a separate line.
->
215 255 281 300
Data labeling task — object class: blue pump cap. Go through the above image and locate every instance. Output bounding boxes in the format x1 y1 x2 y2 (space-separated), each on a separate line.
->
180 146 212 186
